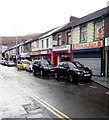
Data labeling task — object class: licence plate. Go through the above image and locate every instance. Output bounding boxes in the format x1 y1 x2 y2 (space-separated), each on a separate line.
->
84 74 90 76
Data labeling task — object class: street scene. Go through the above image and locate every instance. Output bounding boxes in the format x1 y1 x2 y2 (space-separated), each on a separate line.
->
0 64 109 119
0 0 109 119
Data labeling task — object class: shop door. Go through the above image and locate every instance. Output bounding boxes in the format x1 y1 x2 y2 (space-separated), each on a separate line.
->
59 54 70 62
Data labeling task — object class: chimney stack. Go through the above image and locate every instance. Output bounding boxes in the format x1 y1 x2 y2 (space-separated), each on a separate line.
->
69 16 79 22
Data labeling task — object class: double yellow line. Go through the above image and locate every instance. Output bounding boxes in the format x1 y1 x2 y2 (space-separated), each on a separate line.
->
24 90 72 120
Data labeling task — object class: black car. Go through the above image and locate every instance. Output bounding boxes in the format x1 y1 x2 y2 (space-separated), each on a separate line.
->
0 60 7 65
54 61 92 82
32 59 55 76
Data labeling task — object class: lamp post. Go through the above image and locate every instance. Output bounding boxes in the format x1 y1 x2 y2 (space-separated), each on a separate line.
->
15 29 18 63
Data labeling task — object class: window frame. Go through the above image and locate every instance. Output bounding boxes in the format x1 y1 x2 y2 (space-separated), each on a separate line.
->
67 31 71 44
58 34 62 45
80 25 87 43
46 39 49 48
94 21 103 40
42 40 44 49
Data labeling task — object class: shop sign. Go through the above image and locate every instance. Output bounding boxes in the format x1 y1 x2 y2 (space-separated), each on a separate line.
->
30 51 38 55
20 52 30 58
40 51 47 54
72 41 103 50
38 49 52 55
53 45 70 51
105 38 109 46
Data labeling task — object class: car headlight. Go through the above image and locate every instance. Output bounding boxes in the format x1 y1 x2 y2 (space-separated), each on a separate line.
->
44 67 48 69
76 71 83 75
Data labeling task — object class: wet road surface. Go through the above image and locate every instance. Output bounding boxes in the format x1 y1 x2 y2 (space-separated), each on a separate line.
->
0 65 109 119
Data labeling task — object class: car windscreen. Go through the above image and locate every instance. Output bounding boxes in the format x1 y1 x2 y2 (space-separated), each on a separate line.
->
72 61 83 68
41 60 52 65
67 62 76 69
22 61 30 64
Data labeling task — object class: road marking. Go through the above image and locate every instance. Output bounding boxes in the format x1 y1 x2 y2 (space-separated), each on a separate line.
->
105 91 109 95
23 90 72 120
0 70 72 119
89 86 97 89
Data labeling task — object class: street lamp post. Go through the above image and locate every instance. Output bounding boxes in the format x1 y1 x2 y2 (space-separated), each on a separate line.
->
15 29 18 63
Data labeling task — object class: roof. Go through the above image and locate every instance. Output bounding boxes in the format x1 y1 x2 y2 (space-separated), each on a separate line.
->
39 25 66 39
53 7 108 34
31 28 57 42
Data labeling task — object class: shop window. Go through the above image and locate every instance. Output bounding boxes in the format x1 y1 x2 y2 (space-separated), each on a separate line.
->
67 32 71 44
80 26 87 43
94 21 103 40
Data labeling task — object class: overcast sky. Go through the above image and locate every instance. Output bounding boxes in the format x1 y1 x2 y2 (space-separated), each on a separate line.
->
0 0 108 36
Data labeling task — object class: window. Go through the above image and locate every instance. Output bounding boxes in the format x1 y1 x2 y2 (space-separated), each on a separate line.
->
46 39 49 48
42 40 44 48
80 26 87 43
36 41 39 48
94 21 103 40
58 34 62 45
67 32 71 44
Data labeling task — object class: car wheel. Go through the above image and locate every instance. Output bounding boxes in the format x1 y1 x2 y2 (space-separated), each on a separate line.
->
54 72 59 80
69 74 74 82
33 71 36 76
17 68 20 70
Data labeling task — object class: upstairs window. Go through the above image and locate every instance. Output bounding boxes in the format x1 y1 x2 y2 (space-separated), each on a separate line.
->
80 26 87 43
42 40 44 49
67 32 71 44
36 41 39 48
46 39 49 48
94 21 103 40
58 34 62 45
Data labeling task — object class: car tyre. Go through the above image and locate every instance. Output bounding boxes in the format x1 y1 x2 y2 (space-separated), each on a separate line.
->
33 71 36 76
69 74 74 82
17 68 20 70
54 72 59 80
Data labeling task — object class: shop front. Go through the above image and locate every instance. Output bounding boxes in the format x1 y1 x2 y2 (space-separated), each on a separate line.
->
30 49 53 62
72 41 103 76
20 52 30 60
52 45 72 65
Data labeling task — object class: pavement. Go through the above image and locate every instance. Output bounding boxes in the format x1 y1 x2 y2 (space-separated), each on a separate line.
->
92 76 109 89
0 73 53 119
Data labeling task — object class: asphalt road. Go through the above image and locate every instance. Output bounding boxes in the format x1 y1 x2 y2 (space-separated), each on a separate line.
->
0 65 109 119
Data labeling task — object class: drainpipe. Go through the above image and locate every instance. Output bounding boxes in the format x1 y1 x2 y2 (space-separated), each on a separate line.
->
102 15 105 77
70 25 73 61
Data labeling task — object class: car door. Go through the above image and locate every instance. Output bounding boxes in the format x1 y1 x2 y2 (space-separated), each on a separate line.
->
33 61 40 73
58 62 68 77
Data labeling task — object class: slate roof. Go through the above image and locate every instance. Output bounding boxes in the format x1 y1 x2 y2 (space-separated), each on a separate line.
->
53 7 108 34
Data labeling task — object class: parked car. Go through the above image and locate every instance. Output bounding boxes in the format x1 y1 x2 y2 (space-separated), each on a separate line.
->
5 61 16 67
32 59 55 76
16 60 30 70
54 61 92 82
25 61 34 72
0 60 7 65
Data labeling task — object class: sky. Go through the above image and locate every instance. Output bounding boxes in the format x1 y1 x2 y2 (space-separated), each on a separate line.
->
0 0 108 36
